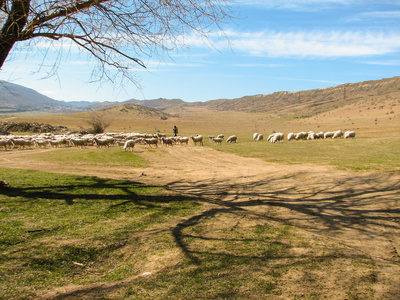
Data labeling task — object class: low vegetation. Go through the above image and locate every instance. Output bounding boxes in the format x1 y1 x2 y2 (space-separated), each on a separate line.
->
213 135 400 173
0 167 378 299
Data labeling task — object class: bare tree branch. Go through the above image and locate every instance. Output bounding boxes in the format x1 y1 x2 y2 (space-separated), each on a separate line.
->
0 0 234 86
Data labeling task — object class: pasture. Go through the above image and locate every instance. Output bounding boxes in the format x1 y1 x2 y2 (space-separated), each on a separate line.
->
1 100 400 299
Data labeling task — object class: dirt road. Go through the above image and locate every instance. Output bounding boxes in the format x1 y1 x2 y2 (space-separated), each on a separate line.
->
2 146 400 298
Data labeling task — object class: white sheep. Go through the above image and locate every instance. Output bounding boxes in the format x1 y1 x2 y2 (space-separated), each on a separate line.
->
178 136 189 146
9 138 33 149
256 134 263 142
267 133 275 142
0 139 13 150
307 132 316 140
226 135 237 143
123 140 136 151
316 132 324 139
143 138 158 148
271 133 284 143
161 137 174 147
34 139 49 148
332 130 343 139
324 131 334 139
253 133 259 140
216 134 224 139
93 137 111 148
190 135 203 146
70 138 86 148
295 132 307 140
212 137 223 145
287 133 295 141
49 139 67 148
344 131 356 139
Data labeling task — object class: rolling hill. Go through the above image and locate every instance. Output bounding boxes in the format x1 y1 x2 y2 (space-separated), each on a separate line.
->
1 76 400 117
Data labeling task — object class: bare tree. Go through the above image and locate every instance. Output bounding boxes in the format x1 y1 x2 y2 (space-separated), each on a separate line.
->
0 0 233 82
84 111 111 134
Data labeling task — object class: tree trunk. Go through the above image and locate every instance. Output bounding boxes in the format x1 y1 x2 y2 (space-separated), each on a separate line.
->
0 0 30 68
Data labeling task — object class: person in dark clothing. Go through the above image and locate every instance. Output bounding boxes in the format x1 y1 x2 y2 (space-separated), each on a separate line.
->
173 125 178 136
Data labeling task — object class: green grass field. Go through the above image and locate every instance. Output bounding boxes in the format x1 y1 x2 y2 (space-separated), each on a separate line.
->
0 159 379 299
209 135 400 173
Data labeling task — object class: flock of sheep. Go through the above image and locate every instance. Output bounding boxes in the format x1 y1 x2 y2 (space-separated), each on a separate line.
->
0 129 355 151
253 129 356 143
0 132 238 151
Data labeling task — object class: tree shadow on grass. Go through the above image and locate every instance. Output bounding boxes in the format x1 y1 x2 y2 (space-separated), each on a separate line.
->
2 171 400 299
168 171 400 264
1 176 178 207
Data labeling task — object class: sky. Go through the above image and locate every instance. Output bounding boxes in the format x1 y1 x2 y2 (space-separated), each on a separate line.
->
1 0 400 103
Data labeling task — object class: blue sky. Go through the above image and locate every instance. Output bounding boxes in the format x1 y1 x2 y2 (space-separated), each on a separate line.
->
1 0 400 103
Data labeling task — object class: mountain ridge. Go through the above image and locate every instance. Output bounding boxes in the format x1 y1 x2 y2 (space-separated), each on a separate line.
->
1 76 400 116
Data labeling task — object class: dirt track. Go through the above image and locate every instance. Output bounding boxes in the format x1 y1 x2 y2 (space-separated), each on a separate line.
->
2 146 400 298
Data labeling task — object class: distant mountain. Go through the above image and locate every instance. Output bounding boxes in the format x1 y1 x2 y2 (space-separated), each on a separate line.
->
0 81 69 113
66 100 99 108
124 98 188 111
1 76 400 116
102 103 173 119
86 98 187 112
0 81 93 113
119 76 400 118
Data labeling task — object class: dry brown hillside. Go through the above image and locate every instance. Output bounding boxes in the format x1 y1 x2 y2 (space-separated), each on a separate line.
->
193 76 400 117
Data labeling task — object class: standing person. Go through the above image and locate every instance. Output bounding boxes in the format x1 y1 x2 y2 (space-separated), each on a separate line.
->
173 125 178 136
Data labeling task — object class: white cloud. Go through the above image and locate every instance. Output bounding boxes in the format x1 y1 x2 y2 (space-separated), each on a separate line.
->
349 10 400 22
207 30 400 58
235 0 353 11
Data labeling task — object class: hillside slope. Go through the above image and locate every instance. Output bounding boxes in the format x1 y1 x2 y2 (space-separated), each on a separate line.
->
198 76 400 116
0 81 73 113
2 76 400 116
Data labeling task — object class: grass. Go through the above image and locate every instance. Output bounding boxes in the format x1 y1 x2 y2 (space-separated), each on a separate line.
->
210 135 400 173
0 168 377 299
28 147 148 168
0 168 199 298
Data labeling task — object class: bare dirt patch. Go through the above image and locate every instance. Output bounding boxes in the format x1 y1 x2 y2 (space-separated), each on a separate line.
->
2 145 400 298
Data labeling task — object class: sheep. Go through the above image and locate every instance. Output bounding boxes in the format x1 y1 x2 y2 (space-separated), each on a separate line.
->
70 138 86 148
287 133 295 141
344 131 356 139
116 140 127 147
212 137 223 145
253 133 259 140
34 139 49 148
324 131 334 139
307 132 316 140
216 134 224 139
178 136 189 146
0 139 13 150
9 138 32 149
295 132 307 140
156 133 166 139
256 134 263 142
270 133 284 143
93 137 111 148
332 130 343 139
123 140 136 152
143 138 158 148
267 133 275 142
161 137 174 147
208 136 215 141
190 135 203 146
49 139 67 148
226 135 237 143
